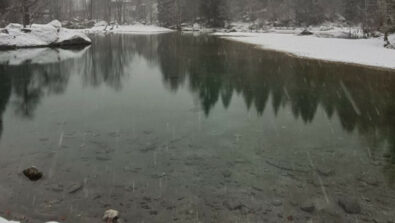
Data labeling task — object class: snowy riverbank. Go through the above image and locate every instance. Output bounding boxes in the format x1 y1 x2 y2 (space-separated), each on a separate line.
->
0 217 58 223
82 23 174 34
214 32 395 70
0 21 91 49
0 217 18 223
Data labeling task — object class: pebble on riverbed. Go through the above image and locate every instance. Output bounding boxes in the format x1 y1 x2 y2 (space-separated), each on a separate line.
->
22 167 43 181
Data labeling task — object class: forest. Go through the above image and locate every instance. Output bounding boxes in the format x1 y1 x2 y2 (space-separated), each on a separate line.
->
1 0 395 32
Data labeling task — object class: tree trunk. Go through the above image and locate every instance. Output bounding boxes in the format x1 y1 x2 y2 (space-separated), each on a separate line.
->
106 0 112 23
384 32 391 47
90 0 93 20
22 0 30 28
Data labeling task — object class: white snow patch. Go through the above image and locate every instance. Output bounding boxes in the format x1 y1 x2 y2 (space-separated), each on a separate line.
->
214 32 395 70
0 216 19 223
5 24 23 30
0 216 60 223
94 20 108 27
83 24 173 34
48 20 62 29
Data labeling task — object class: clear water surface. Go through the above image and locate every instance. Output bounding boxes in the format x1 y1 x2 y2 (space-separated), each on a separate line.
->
0 33 394 222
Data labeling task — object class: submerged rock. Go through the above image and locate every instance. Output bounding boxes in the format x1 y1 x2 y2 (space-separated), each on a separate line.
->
223 200 244 211
222 170 232 178
68 182 83 194
271 199 283 207
22 167 43 181
103 209 119 223
312 209 346 223
338 197 361 214
316 166 335 177
360 174 380 186
149 210 158 215
300 201 315 213
49 184 64 192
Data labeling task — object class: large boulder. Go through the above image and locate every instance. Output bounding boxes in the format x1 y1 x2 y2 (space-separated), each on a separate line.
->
0 21 91 49
53 29 91 47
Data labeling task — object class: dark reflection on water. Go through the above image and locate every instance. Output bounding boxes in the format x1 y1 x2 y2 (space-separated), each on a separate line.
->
2 34 395 157
0 67 11 139
0 33 395 222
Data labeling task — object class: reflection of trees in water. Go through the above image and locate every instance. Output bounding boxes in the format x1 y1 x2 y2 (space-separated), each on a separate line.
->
0 33 394 183
83 35 129 90
82 34 161 90
156 34 395 135
0 50 91 140
4 62 72 119
0 67 12 140
0 34 163 123
155 33 395 184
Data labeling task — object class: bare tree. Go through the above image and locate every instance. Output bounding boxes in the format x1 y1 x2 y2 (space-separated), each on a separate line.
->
20 0 48 27
115 0 125 24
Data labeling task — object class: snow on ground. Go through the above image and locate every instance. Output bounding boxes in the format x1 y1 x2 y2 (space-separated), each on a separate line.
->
83 23 173 34
214 32 395 70
0 45 89 65
226 22 366 39
0 20 91 49
0 217 59 223
0 217 19 223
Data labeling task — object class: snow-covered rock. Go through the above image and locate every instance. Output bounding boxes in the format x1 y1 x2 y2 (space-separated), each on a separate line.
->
0 21 91 49
54 28 91 46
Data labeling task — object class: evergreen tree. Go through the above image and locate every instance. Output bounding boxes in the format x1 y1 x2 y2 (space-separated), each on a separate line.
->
344 0 364 23
295 0 324 25
157 0 177 27
200 0 228 27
